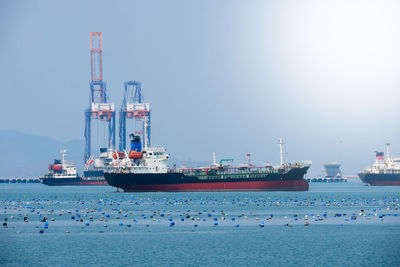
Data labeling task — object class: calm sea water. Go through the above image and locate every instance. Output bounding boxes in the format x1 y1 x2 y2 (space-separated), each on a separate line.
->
0 180 399 267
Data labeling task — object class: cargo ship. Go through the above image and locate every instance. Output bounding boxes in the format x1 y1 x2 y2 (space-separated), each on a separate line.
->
358 143 400 186
41 150 108 186
104 136 310 192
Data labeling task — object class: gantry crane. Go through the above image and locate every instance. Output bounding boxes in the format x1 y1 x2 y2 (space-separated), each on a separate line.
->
84 32 116 163
119 81 151 151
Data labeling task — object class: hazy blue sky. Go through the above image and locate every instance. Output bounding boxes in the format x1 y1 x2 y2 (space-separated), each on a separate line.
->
1 0 399 175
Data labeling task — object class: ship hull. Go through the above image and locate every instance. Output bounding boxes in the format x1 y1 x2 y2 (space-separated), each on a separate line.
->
358 173 400 186
104 167 309 192
41 177 108 186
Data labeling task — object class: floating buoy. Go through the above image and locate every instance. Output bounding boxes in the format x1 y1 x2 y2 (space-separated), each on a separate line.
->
119 222 123 226
39 230 44 234
259 222 265 227
85 222 90 226
170 222 175 227
214 222 218 226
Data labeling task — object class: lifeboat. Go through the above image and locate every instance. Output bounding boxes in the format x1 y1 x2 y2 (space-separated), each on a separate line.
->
52 164 62 171
129 151 143 159
113 151 126 159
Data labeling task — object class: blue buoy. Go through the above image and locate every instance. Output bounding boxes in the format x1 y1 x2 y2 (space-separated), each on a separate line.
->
71 216 75 220
170 222 175 227
235 224 239 227
194 224 198 227
259 222 265 227
214 218 218 221
181 218 184 221
214 222 218 226
103 224 107 227
85 222 90 226
127 224 131 227
39 230 44 234
119 222 123 226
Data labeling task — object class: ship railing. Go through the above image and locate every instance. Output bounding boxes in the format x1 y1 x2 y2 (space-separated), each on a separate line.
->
170 166 286 175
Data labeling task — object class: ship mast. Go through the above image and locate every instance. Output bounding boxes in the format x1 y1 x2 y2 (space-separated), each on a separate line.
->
143 118 149 150
386 143 391 161
61 149 67 167
278 139 285 166
212 152 216 166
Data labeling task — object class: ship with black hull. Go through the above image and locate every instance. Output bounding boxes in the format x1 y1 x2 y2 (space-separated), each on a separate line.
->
358 143 400 186
41 150 108 186
104 136 310 192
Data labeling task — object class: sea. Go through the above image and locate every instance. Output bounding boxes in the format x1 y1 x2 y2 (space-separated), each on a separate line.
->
0 180 399 267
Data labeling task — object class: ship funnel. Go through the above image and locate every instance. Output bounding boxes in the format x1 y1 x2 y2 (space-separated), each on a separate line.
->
129 133 142 152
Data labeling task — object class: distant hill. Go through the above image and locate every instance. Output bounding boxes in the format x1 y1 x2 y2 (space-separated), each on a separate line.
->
0 130 84 177
0 130 209 177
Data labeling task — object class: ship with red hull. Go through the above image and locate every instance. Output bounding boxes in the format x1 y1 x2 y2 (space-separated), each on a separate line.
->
104 135 310 192
358 143 400 186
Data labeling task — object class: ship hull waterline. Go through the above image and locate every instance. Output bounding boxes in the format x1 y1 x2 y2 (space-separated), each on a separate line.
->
41 178 108 186
104 167 310 192
358 173 400 186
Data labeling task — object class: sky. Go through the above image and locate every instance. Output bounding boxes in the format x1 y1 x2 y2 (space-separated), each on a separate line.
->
0 0 399 176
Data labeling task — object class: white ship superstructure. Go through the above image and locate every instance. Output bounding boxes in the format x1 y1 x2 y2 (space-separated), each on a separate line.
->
43 150 78 179
363 143 400 175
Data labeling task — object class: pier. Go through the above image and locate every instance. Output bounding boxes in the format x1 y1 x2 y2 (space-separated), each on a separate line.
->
306 177 347 183
0 177 41 184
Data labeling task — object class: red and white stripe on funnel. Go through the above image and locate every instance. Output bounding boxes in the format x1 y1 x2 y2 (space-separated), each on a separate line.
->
376 152 384 160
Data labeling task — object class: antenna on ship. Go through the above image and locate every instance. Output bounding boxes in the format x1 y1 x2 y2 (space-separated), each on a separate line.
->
278 139 285 166
247 153 251 166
